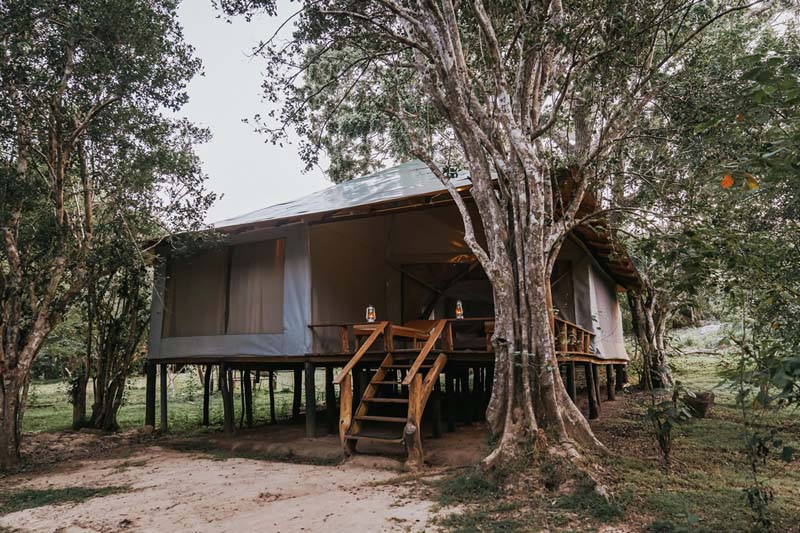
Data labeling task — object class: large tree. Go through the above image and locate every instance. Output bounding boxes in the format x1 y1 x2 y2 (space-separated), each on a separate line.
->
221 0 770 467
0 0 213 470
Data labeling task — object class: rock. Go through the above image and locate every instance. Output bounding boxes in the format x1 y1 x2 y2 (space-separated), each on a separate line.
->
684 391 715 418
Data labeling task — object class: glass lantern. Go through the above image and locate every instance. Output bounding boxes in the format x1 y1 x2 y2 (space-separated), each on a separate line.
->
366 304 376 323
455 300 464 319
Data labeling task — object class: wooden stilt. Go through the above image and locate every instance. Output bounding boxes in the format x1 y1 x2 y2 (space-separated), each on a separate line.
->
606 364 616 400
325 366 337 435
592 363 602 415
292 367 302 419
352 365 362 405
445 372 455 432
220 363 234 434
461 369 472 425
243 369 253 428
432 379 443 438
566 361 577 401
268 370 276 423
615 364 628 391
145 361 156 427
585 363 599 420
202 363 212 426
485 364 494 410
305 361 316 437
471 366 482 421
159 363 168 432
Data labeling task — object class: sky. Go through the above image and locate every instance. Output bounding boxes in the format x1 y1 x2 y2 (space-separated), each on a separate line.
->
176 2 330 224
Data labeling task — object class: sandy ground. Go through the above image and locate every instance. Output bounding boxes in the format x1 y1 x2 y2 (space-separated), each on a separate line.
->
0 446 442 533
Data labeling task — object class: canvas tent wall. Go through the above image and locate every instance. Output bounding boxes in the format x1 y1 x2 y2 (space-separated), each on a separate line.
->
147 224 311 360
551 238 628 361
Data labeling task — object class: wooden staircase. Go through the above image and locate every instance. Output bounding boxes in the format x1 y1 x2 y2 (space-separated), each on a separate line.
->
334 319 448 468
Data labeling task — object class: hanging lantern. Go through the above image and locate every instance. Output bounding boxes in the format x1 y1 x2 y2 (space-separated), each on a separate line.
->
455 300 464 319
366 304 376 323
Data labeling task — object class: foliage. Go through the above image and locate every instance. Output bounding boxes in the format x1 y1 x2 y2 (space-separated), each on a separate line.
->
642 382 694 468
0 0 215 468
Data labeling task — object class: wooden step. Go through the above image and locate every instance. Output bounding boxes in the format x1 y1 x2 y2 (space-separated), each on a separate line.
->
345 433 403 444
384 364 433 369
363 397 409 404
354 415 407 423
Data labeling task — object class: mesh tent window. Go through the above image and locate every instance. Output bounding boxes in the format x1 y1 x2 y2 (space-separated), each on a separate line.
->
227 239 285 334
162 249 228 338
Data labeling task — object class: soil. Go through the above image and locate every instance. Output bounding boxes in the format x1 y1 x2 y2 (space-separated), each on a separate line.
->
0 420 490 532
0 445 438 532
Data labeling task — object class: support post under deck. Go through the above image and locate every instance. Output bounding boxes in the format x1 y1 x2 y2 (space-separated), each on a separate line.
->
325 366 337 435
585 363 599 420
606 364 616 401
305 361 317 438
145 361 156 427
159 363 168 432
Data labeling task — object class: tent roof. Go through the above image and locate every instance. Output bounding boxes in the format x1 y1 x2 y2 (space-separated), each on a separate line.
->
214 159 642 290
214 160 470 231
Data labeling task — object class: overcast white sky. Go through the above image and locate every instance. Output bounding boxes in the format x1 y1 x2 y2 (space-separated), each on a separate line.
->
176 2 330 224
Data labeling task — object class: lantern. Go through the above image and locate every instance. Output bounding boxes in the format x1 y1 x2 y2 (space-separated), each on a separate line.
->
455 300 464 319
366 304 376 323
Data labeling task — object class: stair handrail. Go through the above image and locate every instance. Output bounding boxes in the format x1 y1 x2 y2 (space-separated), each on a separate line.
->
333 321 388 385
401 319 447 386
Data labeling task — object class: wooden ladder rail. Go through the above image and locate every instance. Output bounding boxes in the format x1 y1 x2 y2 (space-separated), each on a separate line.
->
333 321 388 453
404 352 447 468
401 319 447 386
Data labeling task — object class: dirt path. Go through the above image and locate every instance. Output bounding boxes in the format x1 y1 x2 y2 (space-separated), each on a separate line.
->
0 447 439 532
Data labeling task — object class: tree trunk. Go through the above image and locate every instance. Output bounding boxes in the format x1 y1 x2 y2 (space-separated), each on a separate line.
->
628 289 674 390
0 374 26 470
482 241 604 466
71 369 89 429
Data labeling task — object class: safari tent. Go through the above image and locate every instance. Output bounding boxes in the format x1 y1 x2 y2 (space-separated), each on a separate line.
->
145 160 641 463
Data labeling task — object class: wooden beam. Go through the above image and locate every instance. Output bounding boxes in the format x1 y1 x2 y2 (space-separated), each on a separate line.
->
145 361 156 427
585 363 599 420
305 361 317 438
325 366 336 434
566 361 576 401
268 370 276 423
243 369 253 428
202 364 212 426
606 364 616 401
292 368 302 418
159 363 168 432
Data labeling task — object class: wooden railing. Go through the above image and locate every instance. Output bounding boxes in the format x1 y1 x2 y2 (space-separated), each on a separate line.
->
401 319 447 386
554 317 594 355
405 352 447 468
330 321 387 450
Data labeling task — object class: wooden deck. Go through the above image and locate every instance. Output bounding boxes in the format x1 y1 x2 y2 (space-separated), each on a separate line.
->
145 317 628 464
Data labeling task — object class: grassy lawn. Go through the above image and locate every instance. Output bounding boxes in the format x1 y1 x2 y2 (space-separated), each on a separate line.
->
24 370 325 435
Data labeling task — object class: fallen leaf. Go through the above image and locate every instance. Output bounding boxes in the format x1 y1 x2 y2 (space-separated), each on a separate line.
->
721 174 734 189
746 174 759 190
736 113 744 122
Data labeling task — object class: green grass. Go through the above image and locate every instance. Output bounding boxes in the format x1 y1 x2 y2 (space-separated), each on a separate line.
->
0 486 130 516
24 370 325 435
432 324 800 532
